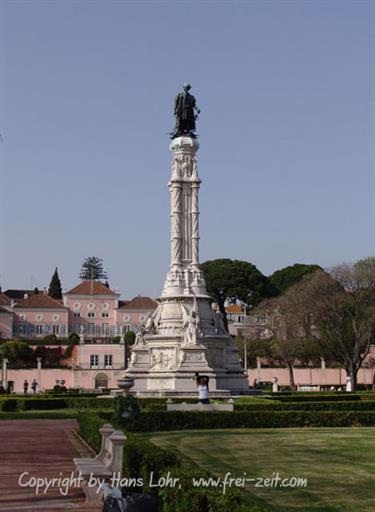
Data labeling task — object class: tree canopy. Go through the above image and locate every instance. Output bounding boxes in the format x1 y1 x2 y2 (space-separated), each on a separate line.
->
269 263 322 294
48 267 62 300
201 259 277 325
79 256 108 281
0 341 34 367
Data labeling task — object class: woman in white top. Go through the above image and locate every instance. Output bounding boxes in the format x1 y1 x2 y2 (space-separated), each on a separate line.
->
194 372 209 404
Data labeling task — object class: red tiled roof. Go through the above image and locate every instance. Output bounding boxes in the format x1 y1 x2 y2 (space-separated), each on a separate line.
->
66 280 117 296
14 294 67 310
0 293 11 306
226 304 244 314
120 296 158 310
4 289 38 301
118 300 130 308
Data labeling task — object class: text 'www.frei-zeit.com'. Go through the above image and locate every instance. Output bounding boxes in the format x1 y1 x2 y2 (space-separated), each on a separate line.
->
192 472 308 494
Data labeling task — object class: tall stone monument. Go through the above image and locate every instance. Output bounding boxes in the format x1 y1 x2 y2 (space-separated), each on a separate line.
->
125 85 248 395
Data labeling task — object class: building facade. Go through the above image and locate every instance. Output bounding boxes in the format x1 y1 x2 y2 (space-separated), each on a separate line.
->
0 281 157 340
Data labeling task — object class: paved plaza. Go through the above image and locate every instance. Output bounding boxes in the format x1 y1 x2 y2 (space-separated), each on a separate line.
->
0 419 100 511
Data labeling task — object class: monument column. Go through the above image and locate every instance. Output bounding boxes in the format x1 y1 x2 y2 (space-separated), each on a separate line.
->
191 178 201 268
169 179 183 270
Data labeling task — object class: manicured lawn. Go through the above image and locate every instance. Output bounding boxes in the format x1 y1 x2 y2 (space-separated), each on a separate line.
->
148 428 375 512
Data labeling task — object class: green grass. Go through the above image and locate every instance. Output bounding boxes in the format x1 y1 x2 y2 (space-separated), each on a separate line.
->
147 428 375 512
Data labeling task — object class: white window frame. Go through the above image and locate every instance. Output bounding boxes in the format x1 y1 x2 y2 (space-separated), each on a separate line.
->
90 354 99 368
104 354 113 368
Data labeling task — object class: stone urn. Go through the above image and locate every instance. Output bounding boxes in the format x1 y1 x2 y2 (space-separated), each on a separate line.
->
117 376 135 395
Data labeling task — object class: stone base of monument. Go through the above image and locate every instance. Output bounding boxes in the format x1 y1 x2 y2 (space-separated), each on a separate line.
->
167 402 234 411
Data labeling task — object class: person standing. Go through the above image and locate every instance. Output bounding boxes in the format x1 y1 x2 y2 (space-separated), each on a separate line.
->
194 372 209 404
23 380 29 395
31 379 38 395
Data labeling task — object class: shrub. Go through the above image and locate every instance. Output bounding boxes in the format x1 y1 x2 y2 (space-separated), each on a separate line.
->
159 467 243 512
124 331 136 345
268 394 362 402
22 398 67 410
234 401 375 412
113 395 140 423
0 399 18 412
122 410 375 432
68 333 80 344
123 436 180 493
43 334 58 343
78 413 104 452
66 397 114 409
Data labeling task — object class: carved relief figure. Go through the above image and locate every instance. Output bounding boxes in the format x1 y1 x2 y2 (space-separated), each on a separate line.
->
134 323 147 346
212 303 227 334
181 295 201 345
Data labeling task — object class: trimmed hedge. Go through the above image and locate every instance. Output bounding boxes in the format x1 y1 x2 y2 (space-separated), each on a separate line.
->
121 410 375 432
159 467 244 512
0 397 114 412
267 394 363 402
234 401 375 412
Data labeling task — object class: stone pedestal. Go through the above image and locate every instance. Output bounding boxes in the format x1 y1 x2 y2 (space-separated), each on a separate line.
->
125 136 248 395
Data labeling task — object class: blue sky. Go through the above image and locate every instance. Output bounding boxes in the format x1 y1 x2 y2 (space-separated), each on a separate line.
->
0 0 374 298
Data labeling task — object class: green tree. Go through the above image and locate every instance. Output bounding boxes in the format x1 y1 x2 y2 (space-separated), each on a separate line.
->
201 259 277 327
0 341 34 367
312 266 375 390
124 330 136 345
48 267 62 300
269 263 322 294
79 256 108 281
124 331 136 370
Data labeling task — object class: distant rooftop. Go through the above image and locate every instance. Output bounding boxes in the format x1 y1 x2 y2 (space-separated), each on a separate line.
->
66 280 118 296
119 296 158 310
4 289 39 301
14 294 67 310
0 293 12 306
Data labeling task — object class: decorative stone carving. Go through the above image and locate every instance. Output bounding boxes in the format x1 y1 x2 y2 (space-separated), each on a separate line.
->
149 349 176 370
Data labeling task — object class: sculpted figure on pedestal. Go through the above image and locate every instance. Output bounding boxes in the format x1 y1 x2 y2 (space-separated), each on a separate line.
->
134 324 147 347
171 83 200 139
212 303 227 334
181 296 201 345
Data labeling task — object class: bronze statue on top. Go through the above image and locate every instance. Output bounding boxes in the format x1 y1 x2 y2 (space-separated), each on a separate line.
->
171 83 200 139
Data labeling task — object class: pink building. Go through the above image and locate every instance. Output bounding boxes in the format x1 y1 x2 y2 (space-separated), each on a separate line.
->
0 294 13 338
13 294 69 338
64 280 121 338
117 296 158 334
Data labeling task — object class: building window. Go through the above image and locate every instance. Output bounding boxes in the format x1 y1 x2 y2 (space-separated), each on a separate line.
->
36 325 43 335
73 312 80 318
102 323 109 335
88 323 95 335
88 312 95 318
90 354 99 368
122 325 131 333
102 312 109 318
104 354 113 368
53 325 60 335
